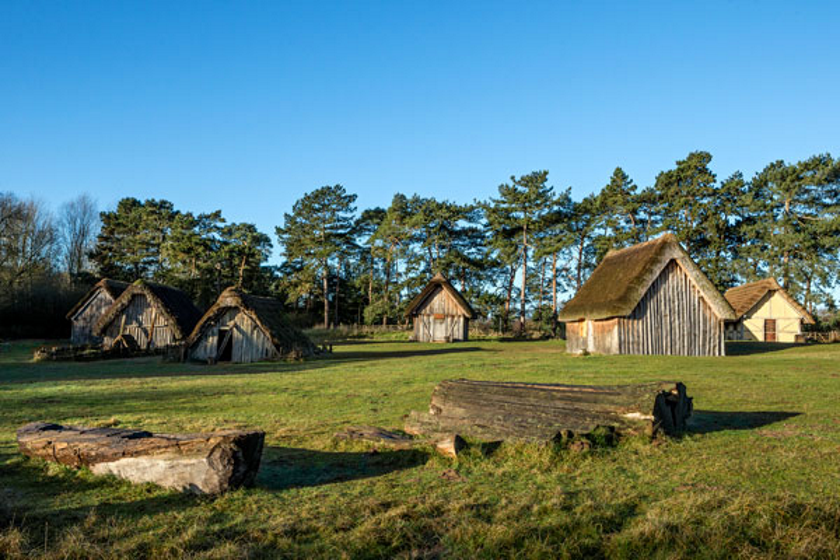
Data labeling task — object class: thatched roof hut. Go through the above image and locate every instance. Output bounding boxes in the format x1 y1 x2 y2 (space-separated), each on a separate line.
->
66 278 130 345
724 278 814 342
94 280 202 351
404 273 476 342
558 233 736 356
187 287 315 363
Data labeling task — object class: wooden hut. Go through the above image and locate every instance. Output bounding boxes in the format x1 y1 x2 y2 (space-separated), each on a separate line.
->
405 273 476 342
187 286 316 363
66 279 129 344
724 278 814 342
93 280 202 351
557 233 736 356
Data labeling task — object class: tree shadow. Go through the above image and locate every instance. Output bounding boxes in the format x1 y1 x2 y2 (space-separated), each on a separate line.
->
330 346 484 361
725 342 804 356
257 445 429 491
688 410 802 434
1 342 487 384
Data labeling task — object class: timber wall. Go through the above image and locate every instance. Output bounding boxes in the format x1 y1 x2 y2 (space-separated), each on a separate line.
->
70 289 114 345
102 294 178 350
411 286 468 342
617 260 724 356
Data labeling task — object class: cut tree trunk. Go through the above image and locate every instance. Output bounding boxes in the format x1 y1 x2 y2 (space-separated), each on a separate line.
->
17 422 265 495
405 379 692 442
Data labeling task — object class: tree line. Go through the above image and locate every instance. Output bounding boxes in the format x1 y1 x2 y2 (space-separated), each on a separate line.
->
1 150 838 338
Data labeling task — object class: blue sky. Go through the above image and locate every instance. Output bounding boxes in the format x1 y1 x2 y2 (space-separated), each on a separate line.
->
1 1 838 262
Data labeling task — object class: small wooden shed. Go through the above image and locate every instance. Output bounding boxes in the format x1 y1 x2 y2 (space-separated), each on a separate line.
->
93 280 203 351
66 278 129 345
405 273 476 342
557 233 736 356
724 278 814 342
187 286 316 363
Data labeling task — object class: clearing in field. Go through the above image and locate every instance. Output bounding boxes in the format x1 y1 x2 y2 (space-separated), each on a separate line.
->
1 339 839 558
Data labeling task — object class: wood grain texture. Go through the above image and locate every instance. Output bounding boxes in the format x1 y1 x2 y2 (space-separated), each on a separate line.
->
405 379 692 442
17 422 264 494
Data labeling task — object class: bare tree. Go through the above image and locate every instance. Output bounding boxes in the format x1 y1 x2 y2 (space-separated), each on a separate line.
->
58 194 99 277
0 193 57 297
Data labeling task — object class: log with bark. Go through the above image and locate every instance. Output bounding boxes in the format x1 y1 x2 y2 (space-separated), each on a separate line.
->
404 379 692 442
17 422 265 495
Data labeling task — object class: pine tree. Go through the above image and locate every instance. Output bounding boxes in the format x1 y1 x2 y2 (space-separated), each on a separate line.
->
276 185 357 328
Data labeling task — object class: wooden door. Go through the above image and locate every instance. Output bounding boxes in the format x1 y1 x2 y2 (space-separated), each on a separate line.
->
432 315 447 341
764 319 776 342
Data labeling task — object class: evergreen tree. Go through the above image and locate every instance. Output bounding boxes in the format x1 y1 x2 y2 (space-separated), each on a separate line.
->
276 185 357 328
487 171 555 331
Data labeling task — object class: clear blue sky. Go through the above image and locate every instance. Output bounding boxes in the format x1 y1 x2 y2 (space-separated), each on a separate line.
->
1 1 838 263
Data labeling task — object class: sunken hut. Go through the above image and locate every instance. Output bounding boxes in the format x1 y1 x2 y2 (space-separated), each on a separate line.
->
404 273 476 342
66 278 130 344
724 278 814 342
557 233 736 356
93 280 203 351
187 286 315 363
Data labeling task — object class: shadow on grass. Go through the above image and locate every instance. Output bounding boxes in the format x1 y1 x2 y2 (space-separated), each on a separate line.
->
258 446 429 491
330 345 484 361
725 342 804 356
1 342 486 384
688 410 801 434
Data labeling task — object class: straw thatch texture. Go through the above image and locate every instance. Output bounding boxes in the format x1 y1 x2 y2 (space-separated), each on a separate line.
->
724 278 814 323
558 233 736 322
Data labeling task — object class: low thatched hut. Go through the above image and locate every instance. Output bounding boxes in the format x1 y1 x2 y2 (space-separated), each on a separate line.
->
66 279 129 344
405 273 476 342
724 278 814 342
558 233 736 356
93 280 202 351
187 287 315 363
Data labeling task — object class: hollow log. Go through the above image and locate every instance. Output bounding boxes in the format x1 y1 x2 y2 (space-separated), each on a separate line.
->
404 379 692 442
17 422 265 495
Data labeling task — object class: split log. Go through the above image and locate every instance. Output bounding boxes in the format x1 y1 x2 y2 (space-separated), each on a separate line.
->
333 426 417 449
405 379 692 442
17 422 265 495
334 425 466 458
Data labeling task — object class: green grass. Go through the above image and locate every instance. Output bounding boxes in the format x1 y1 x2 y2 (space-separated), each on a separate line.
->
2 339 840 558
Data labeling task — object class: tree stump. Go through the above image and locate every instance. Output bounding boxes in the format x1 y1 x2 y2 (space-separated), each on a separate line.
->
17 422 265 495
405 379 692 442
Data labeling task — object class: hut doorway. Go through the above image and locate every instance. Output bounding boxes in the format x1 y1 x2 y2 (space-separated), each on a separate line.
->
432 315 447 342
764 319 776 342
217 328 233 362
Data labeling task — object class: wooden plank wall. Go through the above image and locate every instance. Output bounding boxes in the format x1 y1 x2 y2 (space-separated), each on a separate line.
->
70 289 114 344
617 260 724 356
412 287 468 342
103 294 176 350
190 308 277 363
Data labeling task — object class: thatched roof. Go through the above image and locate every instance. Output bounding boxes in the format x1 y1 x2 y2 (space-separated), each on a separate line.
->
725 278 814 323
187 287 316 358
558 233 736 322
404 273 476 318
93 280 203 340
66 278 130 320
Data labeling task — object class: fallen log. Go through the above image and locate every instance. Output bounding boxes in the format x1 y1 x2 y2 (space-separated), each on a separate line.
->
17 422 265 495
333 425 417 449
334 425 467 458
405 379 692 442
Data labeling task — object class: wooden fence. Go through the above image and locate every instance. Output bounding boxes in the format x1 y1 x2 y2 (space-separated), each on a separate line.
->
804 331 840 343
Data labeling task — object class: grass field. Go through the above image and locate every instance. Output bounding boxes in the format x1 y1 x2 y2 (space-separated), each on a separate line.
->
1 338 840 559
